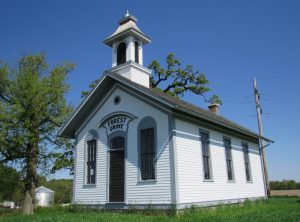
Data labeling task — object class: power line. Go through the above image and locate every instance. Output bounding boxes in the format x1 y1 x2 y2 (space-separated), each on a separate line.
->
263 110 300 116
223 97 269 106
260 89 299 96
212 79 251 90
223 100 255 105
236 110 300 120
235 114 257 120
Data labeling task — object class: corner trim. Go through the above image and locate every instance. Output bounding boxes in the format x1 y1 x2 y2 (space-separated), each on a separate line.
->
169 115 179 204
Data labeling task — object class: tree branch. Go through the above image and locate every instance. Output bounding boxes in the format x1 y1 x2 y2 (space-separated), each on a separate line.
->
43 136 63 146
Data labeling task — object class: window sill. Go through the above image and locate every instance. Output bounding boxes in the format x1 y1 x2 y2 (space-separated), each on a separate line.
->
227 180 236 183
246 180 253 183
82 184 96 188
137 179 157 184
203 179 214 182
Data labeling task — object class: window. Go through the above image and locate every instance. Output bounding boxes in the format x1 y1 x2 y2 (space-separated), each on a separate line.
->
140 128 155 180
110 136 124 150
201 132 212 180
138 117 156 181
87 140 96 184
134 41 139 63
117 42 126 65
242 143 252 182
114 96 121 105
224 138 234 181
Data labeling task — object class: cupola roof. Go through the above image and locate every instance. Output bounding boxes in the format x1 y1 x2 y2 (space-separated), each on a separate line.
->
103 10 151 47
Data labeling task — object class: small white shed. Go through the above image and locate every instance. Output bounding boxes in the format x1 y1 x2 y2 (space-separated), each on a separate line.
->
3 201 15 209
35 186 54 207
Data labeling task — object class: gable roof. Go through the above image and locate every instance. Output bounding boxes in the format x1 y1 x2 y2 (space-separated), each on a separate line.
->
59 72 273 143
35 186 54 193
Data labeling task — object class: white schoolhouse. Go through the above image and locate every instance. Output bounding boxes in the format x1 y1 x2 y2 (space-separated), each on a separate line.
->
59 12 272 209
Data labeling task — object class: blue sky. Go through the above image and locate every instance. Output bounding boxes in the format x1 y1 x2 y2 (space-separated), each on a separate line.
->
1 0 299 181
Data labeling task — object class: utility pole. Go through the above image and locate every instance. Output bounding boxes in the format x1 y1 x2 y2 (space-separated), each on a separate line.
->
253 77 270 197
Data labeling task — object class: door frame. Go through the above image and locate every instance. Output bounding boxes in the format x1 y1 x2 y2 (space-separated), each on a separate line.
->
107 131 127 203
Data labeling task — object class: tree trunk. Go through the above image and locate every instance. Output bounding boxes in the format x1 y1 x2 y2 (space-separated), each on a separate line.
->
23 189 34 214
23 142 38 215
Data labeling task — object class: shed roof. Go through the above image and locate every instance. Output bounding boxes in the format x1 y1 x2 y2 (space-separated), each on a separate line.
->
35 186 54 193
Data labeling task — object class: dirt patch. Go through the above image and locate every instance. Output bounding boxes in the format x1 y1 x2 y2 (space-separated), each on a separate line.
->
271 190 300 197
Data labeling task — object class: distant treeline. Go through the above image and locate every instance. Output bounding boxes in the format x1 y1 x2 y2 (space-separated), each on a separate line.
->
0 164 72 204
270 180 300 190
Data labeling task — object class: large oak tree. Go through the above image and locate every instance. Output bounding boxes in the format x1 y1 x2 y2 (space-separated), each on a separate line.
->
82 53 222 104
0 53 74 214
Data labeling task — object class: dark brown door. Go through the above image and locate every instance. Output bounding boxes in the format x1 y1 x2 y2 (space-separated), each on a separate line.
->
109 136 125 202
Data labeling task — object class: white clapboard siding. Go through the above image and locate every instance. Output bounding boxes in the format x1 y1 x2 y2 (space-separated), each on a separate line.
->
74 86 171 204
175 119 266 204
73 128 107 204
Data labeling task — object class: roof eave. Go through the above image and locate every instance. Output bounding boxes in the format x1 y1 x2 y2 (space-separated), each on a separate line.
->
103 28 151 47
175 105 273 143
58 74 112 139
58 72 173 139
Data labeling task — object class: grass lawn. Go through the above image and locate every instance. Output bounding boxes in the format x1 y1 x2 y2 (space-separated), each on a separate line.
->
1 197 300 222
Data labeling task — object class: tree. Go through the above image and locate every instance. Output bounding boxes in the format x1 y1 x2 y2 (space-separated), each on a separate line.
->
81 53 222 104
0 53 74 214
269 180 300 190
149 53 221 104
49 138 75 175
0 164 21 202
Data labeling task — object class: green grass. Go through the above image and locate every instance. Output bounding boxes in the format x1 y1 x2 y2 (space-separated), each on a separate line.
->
1 198 300 222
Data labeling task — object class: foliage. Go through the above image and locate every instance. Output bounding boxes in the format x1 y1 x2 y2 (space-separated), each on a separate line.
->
1 198 300 222
48 138 75 175
149 53 222 104
38 178 72 204
81 53 222 105
0 164 21 202
270 180 300 190
81 79 100 99
0 167 72 204
0 208 20 218
0 53 74 214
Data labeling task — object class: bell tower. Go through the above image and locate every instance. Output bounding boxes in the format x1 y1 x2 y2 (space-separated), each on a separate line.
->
103 11 151 88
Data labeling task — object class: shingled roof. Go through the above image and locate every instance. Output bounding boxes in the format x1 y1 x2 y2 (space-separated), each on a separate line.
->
59 71 273 143
106 72 273 143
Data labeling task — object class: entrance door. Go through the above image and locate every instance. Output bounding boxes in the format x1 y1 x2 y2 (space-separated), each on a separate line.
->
109 136 125 202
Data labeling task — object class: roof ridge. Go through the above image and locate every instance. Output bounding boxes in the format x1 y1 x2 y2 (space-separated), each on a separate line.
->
106 71 273 142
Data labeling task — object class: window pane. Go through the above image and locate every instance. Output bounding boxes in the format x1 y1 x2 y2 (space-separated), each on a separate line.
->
87 140 96 184
117 42 126 65
135 41 139 63
203 156 210 179
111 137 124 149
224 138 234 181
201 132 211 180
243 143 251 181
140 128 155 180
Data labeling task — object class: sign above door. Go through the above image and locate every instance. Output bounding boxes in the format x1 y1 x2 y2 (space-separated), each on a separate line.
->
97 112 137 136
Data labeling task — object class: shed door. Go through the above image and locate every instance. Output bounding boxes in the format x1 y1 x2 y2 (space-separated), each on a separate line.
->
109 136 125 202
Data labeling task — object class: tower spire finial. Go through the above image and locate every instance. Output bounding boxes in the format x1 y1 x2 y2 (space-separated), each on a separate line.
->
125 9 130 17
